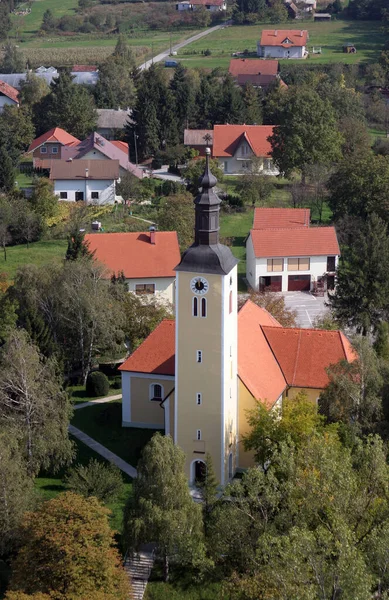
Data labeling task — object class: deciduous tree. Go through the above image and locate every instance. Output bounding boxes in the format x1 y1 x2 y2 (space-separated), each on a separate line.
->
65 459 124 503
157 192 195 250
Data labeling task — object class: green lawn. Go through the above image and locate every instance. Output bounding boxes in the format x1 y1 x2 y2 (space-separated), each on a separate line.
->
68 384 121 404
0 239 67 281
35 436 132 533
178 19 385 68
145 581 223 600
71 400 157 466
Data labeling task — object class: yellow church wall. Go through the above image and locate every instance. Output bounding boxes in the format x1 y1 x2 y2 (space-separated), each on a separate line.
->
130 376 174 428
285 387 322 404
176 271 225 483
237 378 257 469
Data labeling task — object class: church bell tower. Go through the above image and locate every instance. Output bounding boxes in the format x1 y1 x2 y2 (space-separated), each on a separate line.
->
174 149 239 486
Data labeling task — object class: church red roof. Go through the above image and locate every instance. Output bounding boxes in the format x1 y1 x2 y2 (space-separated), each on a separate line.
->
119 320 175 375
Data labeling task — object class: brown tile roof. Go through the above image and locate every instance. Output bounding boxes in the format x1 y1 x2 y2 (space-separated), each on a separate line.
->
184 129 213 146
260 29 308 47
229 59 279 77
0 79 19 104
261 327 357 389
119 320 175 375
28 128 80 153
253 208 310 229
72 65 98 72
238 301 286 408
49 159 120 180
85 231 181 278
250 227 340 258
213 125 274 158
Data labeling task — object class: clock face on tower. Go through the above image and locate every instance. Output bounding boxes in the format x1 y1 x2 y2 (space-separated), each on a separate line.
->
190 276 209 295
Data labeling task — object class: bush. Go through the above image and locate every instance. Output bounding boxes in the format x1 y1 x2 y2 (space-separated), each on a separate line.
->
204 48 212 56
85 371 109 397
64 459 124 503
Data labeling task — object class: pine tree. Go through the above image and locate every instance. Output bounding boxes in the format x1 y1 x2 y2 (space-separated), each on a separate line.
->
242 82 263 124
0 144 15 192
0 43 24 74
113 34 136 68
170 63 194 131
218 75 244 124
329 213 389 335
374 321 389 360
197 452 219 534
66 229 93 261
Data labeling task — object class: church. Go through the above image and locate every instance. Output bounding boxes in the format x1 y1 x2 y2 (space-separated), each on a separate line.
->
119 151 355 485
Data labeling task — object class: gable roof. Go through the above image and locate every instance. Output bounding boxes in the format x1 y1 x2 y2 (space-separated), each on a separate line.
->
0 79 19 104
49 159 119 181
96 109 132 129
68 132 143 178
260 29 308 47
28 128 80 153
119 320 175 375
253 208 310 229
250 227 340 258
213 125 274 158
238 301 286 408
261 327 357 389
85 231 181 279
229 59 279 77
184 129 213 146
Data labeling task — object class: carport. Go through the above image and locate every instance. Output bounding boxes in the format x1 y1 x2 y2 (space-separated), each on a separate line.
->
288 274 310 291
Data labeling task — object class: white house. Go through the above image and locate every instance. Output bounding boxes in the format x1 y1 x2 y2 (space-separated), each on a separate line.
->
50 159 119 204
85 230 181 306
212 125 278 175
0 80 19 112
257 29 308 59
246 208 339 292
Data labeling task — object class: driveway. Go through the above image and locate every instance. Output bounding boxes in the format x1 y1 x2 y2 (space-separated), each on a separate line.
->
280 292 329 329
140 23 231 70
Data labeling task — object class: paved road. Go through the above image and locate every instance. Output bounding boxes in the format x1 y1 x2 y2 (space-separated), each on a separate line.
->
140 22 230 70
73 394 122 411
281 291 328 329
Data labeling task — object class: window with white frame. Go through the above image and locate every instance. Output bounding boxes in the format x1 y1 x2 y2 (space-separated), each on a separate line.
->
60 192 68 199
150 383 163 401
91 191 99 200
197 350 202 363
40 147 47 154
196 393 202 405
196 429 202 440
51 146 58 154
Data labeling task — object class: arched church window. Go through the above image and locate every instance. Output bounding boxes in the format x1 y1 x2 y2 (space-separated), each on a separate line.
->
150 383 163 401
229 290 233 314
201 298 207 317
193 296 198 317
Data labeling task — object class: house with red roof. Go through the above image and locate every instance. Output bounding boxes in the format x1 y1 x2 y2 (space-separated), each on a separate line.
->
85 230 180 305
27 127 80 168
228 58 285 89
0 80 19 112
212 124 278 175
257 29 309 59
119 300 355 467
246 208 339 292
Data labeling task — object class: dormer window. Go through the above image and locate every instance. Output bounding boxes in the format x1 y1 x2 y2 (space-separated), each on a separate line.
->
282 37 292 44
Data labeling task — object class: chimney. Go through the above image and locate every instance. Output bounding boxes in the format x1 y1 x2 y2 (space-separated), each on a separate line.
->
300 30 303 36
85 168 89 178
149 225 156 245
275 30 278 36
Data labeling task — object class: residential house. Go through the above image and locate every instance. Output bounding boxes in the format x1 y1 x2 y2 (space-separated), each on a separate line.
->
184 129 213 156
62 132 143 178
118 156 354 485
0 80 19 112
96 109 132 140
176 0 226 10
0 69 98 90
246 208 340 292
85 230 180 305
50 159 119 204
71 64 98 73
27 127 80 169
257 29 309 59
228 58 285 89
212 124 278 174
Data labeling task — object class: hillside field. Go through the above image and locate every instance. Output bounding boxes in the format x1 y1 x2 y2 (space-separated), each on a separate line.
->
177 18 386 67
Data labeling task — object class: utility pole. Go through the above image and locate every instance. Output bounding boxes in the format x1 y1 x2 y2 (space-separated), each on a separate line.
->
151 42 154 65
134 131 138 166
170 31 172 56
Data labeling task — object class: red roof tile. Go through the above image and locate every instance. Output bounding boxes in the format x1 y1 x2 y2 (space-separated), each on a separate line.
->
250 227 340 258
72 65 98 72
238 301 286 407
0 79 19 104
28 128 80 153
260 29 308 47
261 327 356 388
119 320 175 375
229 59 279 77
85 232 181 279
213 125 274 158
111 140 129 153
254 208 310 230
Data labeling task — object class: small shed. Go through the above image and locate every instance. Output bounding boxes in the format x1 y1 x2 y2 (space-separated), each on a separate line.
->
314 12 331 20
343 43 356 54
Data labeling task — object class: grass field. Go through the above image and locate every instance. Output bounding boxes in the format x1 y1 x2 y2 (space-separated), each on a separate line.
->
71 400 157 465
178 18 385 68
0 239 67 281
35 435 132 533
68 384 121 404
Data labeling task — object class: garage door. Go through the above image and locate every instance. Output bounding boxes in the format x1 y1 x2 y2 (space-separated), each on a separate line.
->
288 275 310 291
259 276 282 292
